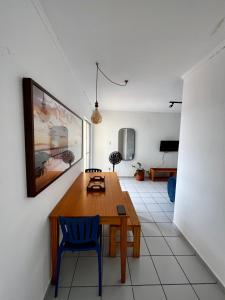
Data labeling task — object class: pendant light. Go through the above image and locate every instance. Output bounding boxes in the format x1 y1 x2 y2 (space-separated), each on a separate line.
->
91 62 128 124
91 63 102 124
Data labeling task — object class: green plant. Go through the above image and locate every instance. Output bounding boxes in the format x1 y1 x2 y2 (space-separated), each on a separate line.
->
132 162 144 176
132 162 149 177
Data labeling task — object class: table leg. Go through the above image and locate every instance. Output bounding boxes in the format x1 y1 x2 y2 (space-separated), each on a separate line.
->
120 216 127 283
50 217 59 284
109 226 117 257
133 226 141 257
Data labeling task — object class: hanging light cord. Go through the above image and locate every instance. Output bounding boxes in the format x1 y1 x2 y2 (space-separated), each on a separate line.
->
96 62 128 87
95 63 99 107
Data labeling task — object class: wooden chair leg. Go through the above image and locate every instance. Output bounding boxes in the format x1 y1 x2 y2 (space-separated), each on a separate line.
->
109 226 117 257
133 226 141 257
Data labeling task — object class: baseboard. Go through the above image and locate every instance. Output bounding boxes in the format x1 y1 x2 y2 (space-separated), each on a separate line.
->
174 221 225 291
43 279 51 300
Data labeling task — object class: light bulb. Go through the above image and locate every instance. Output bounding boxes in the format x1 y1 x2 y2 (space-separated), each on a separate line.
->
91 107 102 124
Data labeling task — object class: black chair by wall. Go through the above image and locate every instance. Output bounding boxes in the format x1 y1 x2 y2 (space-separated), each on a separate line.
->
85 168 102 173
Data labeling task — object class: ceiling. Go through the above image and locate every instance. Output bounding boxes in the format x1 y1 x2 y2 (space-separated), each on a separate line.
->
40 0 225 112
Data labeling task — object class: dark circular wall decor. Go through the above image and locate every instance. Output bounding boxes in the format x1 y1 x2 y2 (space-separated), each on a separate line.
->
61 150 75 166
109 151 122 171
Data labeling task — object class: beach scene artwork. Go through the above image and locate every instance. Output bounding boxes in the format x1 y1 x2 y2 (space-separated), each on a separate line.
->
32 85 82 193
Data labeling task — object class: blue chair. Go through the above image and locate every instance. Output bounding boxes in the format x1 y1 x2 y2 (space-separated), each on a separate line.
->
55 215 102 297
167 176 176 202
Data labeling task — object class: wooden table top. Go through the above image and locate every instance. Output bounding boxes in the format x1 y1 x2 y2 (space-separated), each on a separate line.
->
49 172 128 222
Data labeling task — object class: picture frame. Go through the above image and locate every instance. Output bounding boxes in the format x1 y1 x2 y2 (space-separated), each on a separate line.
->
23 78 83 197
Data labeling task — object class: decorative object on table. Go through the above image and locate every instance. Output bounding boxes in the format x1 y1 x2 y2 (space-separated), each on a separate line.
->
87 178 105 192
167 176 176 202
91 62 128 124
85 168 102 173
132 162 147 181
54 216 102 297
118 128 135 161
90 175 105 182
23 78 83 197
109 151 122 171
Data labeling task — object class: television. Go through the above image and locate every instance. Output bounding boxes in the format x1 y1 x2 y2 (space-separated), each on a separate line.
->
160 140 179 152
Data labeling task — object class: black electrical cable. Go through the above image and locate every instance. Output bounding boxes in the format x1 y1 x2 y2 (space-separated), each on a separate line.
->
96 62 128 87
95 63 99 106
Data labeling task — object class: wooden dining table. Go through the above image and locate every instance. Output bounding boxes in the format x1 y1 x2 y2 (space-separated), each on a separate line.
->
49 172 130 284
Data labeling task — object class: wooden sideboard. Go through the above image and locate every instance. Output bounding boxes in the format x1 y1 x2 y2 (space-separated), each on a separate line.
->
149 168 177 181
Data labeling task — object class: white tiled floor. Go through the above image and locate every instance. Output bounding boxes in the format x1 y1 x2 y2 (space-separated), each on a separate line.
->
45 178 225 300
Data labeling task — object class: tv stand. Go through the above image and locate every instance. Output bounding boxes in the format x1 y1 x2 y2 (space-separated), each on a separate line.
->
149 168 177 181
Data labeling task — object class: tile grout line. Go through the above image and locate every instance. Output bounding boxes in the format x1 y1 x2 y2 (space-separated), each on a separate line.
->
127 255 135 300
142 234 168 300
67 255 79 300
142 201 195 299
155 221 201 300
59 282 218 288
115 182 174 300
135 184 201 300
153 214 218 290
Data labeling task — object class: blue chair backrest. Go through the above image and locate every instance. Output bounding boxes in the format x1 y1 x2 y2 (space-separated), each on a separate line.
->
59 215 100 244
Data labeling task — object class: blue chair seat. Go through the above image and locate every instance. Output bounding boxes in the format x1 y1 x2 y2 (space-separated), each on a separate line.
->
63 240 99 251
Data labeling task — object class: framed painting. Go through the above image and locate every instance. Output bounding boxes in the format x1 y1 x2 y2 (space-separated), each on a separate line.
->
23 78 83 197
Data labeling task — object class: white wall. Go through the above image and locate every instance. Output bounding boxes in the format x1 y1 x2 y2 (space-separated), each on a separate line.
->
0 1 92 300
174 43 225 286
93 111 181 176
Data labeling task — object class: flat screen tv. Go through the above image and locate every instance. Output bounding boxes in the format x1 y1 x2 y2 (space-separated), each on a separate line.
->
160 140 179 152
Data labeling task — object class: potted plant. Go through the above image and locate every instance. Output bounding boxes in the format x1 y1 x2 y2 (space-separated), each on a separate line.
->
132 162 146 181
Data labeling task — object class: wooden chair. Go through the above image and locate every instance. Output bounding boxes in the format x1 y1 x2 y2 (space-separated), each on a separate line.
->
85 168 102 173
109 191 141 257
